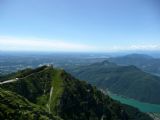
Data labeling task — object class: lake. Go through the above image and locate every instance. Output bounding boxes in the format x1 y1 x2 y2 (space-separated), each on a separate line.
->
109 93 160 112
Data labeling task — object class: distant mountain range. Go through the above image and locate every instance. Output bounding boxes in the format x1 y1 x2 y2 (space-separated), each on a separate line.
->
67 60 160 104
108 53 160 76
0 66 152 120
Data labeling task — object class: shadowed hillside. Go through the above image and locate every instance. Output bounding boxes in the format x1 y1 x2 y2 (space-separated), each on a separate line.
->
67 60 160 104
0 65 153 120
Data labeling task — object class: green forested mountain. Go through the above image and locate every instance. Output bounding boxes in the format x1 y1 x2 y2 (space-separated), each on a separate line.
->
0 88 61 120
67 61 160 104
0 65 152 120
108 54 160 76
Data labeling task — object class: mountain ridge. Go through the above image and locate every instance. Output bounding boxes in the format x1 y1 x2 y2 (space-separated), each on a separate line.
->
108 53 160 76
0 65 153 120
67 61 160 104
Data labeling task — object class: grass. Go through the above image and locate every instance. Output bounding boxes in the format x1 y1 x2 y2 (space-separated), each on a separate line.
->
0 88 61 120
48 69 64 115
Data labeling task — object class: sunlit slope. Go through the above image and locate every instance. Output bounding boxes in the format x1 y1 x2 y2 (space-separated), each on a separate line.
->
0 65 153 120
0 88 61 120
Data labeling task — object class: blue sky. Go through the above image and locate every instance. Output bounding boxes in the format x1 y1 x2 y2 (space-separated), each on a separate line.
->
0 0 160 52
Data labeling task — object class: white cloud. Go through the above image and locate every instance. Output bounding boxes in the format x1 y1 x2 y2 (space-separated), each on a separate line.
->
106 44 160 51
0 36 160 52
129 44 160 50
0 36 96 52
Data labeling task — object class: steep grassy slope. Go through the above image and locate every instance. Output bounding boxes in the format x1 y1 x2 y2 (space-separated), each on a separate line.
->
67 61 160 104
0 66 153 120
0 88 61 120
